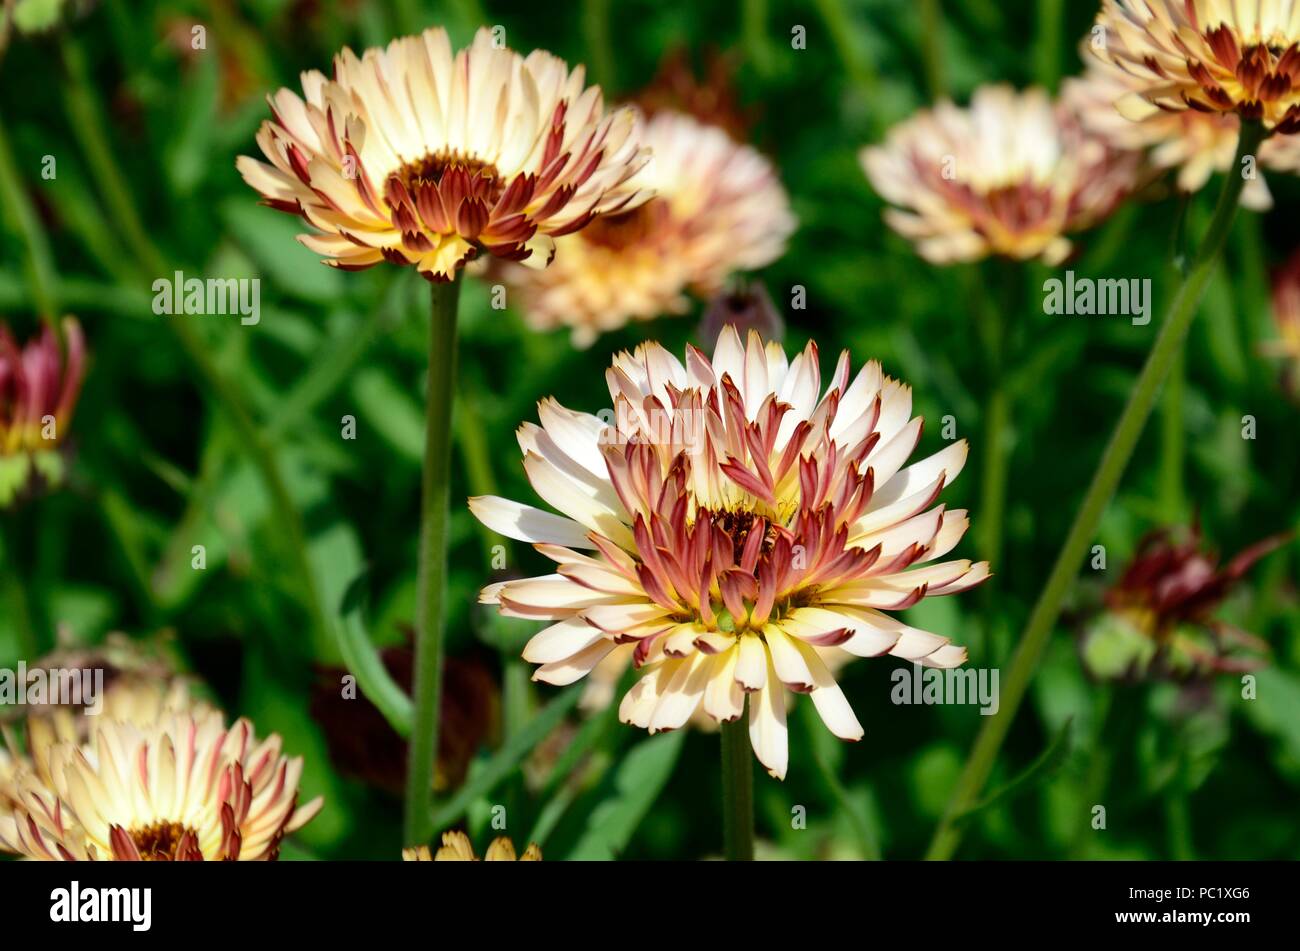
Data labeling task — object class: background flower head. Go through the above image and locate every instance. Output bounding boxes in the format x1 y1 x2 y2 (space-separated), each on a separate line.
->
861 85 1138 264
499 109 795 346
0 317 85 506
470 328 987 779
1080 526 1288 681
237 26 650 282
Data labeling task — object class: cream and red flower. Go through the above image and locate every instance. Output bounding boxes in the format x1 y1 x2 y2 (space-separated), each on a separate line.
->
1080 527 1288 680
861 85 1138 265
403 830 541 861
500 109 795 346
0 710 322 860
1065 56 1300 210
0 317 85 505
1093 0 1300 132
1264 248 1300 364
237 26 649 282
470 328 988 779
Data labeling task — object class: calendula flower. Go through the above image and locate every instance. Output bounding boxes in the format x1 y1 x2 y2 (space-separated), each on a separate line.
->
1264 249 1300 378
500 110 795 346
470 328 988 779
1080 527 1288 681
403 830 541 861
0 317 85 506
237 26 650 282
1093 0 1300 133
861 85 1138 265
0 710 322 860
1064 58 1300 210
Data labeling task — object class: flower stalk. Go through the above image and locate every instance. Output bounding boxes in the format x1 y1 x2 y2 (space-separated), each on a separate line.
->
926 120 1267 861
721 706 755 861
404 276 462 846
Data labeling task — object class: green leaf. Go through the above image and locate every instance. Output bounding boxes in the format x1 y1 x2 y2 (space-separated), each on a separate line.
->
428 686 583 833
13 0 64 34
565 730 686 860
335 602 413 737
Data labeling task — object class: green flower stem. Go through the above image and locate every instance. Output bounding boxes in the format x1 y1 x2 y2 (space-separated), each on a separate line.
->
0 109 59 321
1033 0 1065 91
721 703 755 861
1159 347 1186 519
925 121 1266 862
581 0 615 92
975 274 1010 577
1 518 37 658
58 35 328 645
404 277 462 847
919 0 946 100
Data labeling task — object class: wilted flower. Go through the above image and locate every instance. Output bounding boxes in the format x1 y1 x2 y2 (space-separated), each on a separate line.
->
698 279 785 351
1064 58 1300 210
636 46 755 141
1092 0 1300 133
501 110 795 346
470 328 987 779
861 85 1138 265
310 648 499 794
0 710 322 860
237 26 649 282
0 317 86 506
403 830 541 861
1080 527 1288 681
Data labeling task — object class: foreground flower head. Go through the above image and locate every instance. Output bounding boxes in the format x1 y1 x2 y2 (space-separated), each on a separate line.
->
861 85 1138 265
501 109 795 346
470 328 988 779
1093 0 1300 133
237 26 649 282
0 710 322 860
0 317 85 506
1080 526 1288 681
403 830 541 861
1065 55 1300 210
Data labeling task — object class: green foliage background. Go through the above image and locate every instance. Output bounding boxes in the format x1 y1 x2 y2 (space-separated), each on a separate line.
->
0 0 1297 860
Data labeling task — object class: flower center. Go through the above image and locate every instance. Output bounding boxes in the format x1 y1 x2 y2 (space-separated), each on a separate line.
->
712 508 777 564
580 199 670 250
393 151 505 206
129 821 199 861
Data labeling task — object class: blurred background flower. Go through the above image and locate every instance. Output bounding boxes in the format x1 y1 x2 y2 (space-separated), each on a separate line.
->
861 85 1138 264
0 317 84 506
499 108 795 346
1080 526 1288 681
